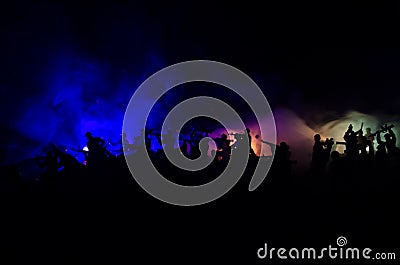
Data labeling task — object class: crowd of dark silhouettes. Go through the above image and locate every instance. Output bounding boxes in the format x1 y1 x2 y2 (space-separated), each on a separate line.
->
311 123 400 191
1 122 399 195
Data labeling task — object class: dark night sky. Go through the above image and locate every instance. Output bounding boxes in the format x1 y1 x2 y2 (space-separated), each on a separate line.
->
2 2 399 106
1 1 400 162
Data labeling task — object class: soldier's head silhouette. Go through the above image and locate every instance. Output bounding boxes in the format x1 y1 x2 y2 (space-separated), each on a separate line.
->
85 132 93 139
280 142 289 150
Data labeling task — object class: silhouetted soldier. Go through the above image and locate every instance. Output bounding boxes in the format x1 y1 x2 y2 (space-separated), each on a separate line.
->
229 129 256 157
84 132 107 167
312 134 334 175
312 134 324 174
274 142 295 177
257 138 296 184
221 133 233 155
356 130 368 157
377 125 399 156
365 128 375 154
343 123 362 158
215 133 233 162
246 128 257 157
277 142 291 160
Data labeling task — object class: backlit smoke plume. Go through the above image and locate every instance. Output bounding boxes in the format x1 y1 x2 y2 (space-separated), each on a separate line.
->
261 109 400 173
2 52 166 165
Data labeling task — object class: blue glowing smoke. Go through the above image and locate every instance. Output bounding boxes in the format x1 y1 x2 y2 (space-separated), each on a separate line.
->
4 51 166 164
